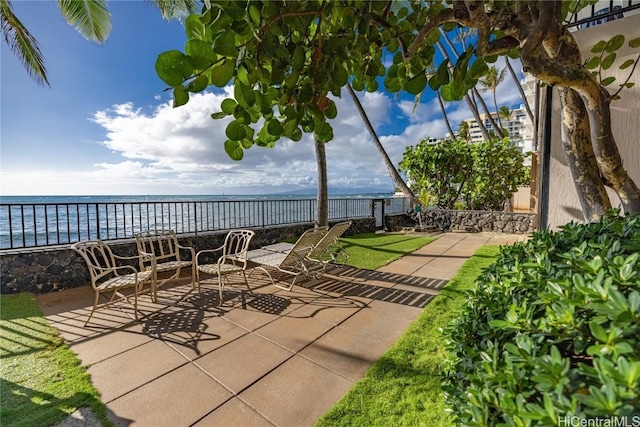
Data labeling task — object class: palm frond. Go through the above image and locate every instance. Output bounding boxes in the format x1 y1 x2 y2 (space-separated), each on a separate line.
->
151 0 199 20
58 0 111 43
0 0 49 85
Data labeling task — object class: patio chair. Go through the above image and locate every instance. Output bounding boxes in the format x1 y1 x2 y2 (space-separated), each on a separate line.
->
135 229 196 301
247 226 328 291
72 240 154 326
195 229 255 301
262 221 352 265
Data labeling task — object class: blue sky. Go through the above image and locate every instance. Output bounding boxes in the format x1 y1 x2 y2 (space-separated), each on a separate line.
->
1 1 525 196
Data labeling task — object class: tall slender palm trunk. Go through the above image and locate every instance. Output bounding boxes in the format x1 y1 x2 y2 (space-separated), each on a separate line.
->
346 83 418 203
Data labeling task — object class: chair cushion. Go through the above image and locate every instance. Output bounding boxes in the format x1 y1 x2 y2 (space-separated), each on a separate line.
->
97 271 153 291
149 260 192 272
197 263 244 275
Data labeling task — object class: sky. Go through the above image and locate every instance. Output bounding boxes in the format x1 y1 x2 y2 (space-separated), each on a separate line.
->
0 1 526 196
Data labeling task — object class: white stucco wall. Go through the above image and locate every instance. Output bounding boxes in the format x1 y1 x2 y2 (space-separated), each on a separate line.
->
548 13 640 229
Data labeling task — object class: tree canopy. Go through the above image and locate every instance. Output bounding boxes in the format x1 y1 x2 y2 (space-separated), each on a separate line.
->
156 0 640 218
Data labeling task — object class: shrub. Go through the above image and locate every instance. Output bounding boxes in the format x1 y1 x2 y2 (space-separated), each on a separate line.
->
442 212 640 425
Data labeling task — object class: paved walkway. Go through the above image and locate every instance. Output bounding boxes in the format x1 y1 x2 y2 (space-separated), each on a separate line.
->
37 232 527 427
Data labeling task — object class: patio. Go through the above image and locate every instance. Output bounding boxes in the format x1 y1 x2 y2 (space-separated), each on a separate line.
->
37 232 526 427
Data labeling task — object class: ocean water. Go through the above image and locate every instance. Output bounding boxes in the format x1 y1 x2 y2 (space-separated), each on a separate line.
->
0 194 406 250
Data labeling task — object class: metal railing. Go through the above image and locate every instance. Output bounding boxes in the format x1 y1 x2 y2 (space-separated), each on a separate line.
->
0 196 412 250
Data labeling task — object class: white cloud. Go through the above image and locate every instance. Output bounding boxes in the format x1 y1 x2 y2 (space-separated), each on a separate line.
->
2 63 529 196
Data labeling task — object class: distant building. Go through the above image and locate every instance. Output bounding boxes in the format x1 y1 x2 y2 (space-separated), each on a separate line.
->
457 104 534 153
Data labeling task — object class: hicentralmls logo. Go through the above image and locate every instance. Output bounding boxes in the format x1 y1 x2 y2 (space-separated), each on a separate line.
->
558 416 640 427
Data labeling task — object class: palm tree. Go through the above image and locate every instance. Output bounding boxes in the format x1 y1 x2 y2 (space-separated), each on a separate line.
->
346 83 418 203
314 134 329 227
479 65 507 133
439 30 504 139
1 0 197 86
498 106 511 137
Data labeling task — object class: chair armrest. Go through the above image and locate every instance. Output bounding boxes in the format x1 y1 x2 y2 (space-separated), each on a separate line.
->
196 246 224 264
176 243 196 260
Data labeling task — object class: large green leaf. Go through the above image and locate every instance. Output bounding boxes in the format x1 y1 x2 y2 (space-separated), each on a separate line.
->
404 73 427 95
220 98 237 114
186 75 208 93
185 39 216 69
224 140 244 160
173 86 189 107
209 59 234 87
225 120 247 141
156 50 193 87
213 31 238 57
185 14 206 41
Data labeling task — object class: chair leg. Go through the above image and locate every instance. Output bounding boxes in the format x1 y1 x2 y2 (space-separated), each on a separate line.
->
218 274 224 304
84 292 100 327
191 264 197 292
242 271 252 294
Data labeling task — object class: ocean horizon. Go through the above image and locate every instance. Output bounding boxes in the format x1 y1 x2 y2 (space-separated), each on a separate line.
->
0 193 408 250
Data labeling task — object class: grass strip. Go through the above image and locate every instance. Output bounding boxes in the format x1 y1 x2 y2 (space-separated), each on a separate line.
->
338 232 435 270
317 245 501 427
0 293 110 427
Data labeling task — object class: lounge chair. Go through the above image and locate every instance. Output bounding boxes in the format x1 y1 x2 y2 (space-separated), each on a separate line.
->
72 240 154 326
246 226 328 291
262 221 352 265
195 229 255 301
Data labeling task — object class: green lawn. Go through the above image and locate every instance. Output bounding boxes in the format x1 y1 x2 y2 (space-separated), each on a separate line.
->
338 232 435 270
317 245 501 427
0 293 110 427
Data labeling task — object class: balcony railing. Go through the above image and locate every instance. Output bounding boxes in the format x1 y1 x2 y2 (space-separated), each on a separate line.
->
0 197 412 250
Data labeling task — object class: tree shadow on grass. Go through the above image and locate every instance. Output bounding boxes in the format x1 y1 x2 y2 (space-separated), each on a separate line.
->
0 379 115 427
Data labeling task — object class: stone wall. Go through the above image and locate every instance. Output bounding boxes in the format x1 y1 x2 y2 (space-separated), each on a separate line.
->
0 218 374 295
387 210 536 234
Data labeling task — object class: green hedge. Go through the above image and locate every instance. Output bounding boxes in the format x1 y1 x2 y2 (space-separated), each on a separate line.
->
442 213 640 425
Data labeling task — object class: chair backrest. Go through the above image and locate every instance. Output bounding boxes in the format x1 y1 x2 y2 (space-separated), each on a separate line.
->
135 229 180 263
71 240 118 287
279 226 328 268
309 221 352 257
221 229 255 263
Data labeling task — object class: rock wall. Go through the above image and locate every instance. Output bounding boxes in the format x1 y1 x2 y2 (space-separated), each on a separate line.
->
0 218 374 295
387 210 536 234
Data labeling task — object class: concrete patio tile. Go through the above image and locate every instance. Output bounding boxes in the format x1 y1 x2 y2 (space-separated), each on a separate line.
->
36 286 96 317
150 311 249 360
337 303 421 347
193 397 274 427
220 304 282 332
240 355 354 427
287 294 365 325
87 339 189 403
413 260 467 280
107 363 232 427
254 314 335 353
68 322 154 366
195 333 293 393
299 326 387 381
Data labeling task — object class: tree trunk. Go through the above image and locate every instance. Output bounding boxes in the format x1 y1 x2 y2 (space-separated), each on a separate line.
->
346 83 418 203
435 40 491 141
436 89 456 137
505 57 535 123
314 135 328 227
472 86 504 139
492 91 504 133
558 87 611 220
521 27 640 214
438 33 504 139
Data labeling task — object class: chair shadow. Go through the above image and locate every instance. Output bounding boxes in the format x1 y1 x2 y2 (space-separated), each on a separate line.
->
141 306 220 357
